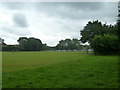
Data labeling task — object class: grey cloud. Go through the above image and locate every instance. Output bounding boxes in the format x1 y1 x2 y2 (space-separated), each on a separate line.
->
1 2 104 11
62 2 103 10
2 2 117 21
1 26 31 36
13 13 28 28
35 2 103 11
1 2 27 10
34 2 117 20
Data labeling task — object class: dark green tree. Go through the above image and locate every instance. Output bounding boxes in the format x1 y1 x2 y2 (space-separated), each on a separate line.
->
91 34 118 55
17 37 28 51
17 37 43 51
2 45 19 51
0 38 6 45
56 38 81 50
80 20 118 55
80 20 117 44
80 20 103 43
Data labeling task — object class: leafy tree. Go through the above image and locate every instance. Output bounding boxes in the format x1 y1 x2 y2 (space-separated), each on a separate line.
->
91 34 118 55
27 37 43 51
118 22 120 55
80 20 118 55
0 38 6 45
2 45 19 51
17 37 43 51
42 44 52 50
80 20 103 43
80 20 117 44
17 37 28 51
56 38 81 50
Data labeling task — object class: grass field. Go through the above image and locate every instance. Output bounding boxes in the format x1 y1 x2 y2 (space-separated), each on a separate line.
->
2 51 118 88
0 52 2 89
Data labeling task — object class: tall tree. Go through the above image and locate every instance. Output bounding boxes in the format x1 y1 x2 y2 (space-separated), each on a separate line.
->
0 38 6 45
80 20 117 44
17 37 28 51
80 20 103 43
80 20 118 55
17 37 43 51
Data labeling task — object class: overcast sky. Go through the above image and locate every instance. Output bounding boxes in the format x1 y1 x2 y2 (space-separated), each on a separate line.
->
0 2 118 46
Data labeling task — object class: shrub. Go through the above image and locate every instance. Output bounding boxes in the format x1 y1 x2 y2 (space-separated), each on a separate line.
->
91 34 118 55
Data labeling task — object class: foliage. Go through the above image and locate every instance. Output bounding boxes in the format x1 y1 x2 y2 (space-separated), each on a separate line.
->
80 20 118 55
0 38 6 45
2 45 19 51
17 37 43 51
91 34 118 55
42 44 51 50
80 20 102 43
56 38 82 50
117 18 120 55
80 20 118 44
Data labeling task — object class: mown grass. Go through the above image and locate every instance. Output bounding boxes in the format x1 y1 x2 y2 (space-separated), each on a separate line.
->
2 51 85 72
0 52 2 89
2 51 118 88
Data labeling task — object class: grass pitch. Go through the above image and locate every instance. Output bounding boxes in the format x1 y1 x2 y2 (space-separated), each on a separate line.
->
2 51 118 88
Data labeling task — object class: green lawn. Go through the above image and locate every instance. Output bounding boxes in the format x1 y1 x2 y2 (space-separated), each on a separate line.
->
0 52 2 89
2 51 118 88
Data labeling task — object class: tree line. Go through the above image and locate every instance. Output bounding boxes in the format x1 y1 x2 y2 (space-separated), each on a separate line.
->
1 37 85 51
1 37 50 51
1 20 119 55
55 38 82 50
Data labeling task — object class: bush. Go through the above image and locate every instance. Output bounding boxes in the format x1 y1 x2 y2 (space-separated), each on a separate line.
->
91 34 118 55
2 45 19 51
